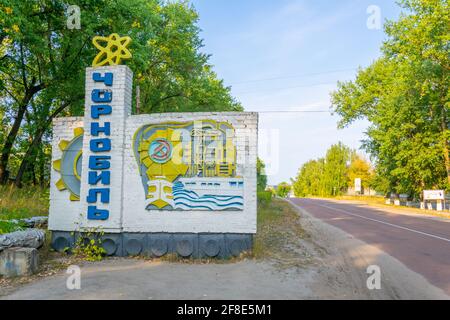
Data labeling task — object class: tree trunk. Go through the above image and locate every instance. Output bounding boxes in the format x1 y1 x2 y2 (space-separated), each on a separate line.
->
0 104 27 184
14 129 44 187
14 99 75 187
0 84 45 184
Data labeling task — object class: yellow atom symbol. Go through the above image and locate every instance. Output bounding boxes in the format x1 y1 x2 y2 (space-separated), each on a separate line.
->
92 33 132 67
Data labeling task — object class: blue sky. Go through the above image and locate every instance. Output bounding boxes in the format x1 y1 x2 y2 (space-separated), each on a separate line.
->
190 0 402 185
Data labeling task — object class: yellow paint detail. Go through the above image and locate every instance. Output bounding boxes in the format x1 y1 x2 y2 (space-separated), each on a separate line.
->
146 163 163 177
70 194 80 201
56 179 66 191
92 33 132 67
151 198 169 209
73 151 82 180
73 127 84 137
142 157 152 168
58 140 69 151
52 159 61 172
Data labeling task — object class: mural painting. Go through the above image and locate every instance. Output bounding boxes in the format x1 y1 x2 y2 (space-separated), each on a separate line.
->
133 121 244 211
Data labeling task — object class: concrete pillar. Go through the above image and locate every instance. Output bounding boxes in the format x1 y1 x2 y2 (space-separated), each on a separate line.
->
0 248 39 277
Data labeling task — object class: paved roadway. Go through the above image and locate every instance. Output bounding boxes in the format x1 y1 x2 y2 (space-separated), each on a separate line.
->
289 198 450 295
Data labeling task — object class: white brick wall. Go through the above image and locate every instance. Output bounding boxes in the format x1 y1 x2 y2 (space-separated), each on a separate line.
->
78 65 132 232
48 117 83 231
49 66 257 234
122 112 258 233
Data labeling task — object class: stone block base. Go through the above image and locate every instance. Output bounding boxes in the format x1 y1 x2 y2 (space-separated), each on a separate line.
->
51 232 253 258
0 248 39 277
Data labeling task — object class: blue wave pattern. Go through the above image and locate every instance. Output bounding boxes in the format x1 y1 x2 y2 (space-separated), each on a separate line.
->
172 181 244 211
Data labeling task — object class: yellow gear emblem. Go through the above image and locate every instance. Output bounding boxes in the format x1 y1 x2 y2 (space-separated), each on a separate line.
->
138 128 189 208
52 127 84 201
92 33 132 67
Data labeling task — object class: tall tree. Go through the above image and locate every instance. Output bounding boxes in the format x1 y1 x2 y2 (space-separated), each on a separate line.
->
323 142 351 196
0 0 241 186
331 0 449 197
276 182 291 198
347 154 374 193
293 159 326 197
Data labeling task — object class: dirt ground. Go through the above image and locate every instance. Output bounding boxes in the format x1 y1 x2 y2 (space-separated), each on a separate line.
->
1 199 448 300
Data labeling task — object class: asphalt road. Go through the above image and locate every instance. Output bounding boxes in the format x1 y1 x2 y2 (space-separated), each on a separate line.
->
289 198 450 295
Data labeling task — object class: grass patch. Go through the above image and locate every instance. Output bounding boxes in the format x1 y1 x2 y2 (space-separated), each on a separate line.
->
254 198 311 266
334 195 386 205
0 185 49 220
0 220 26 235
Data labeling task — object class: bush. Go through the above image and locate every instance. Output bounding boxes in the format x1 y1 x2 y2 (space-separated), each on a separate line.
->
257 191 273 203
0 220 25 235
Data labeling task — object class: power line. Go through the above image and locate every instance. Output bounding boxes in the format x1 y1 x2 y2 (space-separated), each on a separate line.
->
234 81 340 95
248 110 332 113
229 67 358 85
246 104 334 113
246 105 332 109
246 104 443 111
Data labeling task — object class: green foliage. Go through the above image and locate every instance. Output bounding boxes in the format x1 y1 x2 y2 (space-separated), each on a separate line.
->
331 0 450 198
293 143 372 197
257 158 268 192
347 154 374 192
323 142 351 196
0 0 241 187
257 190 272 203
276 182 291 198
72 230 106 262
0 220 24 234
0 185 49 219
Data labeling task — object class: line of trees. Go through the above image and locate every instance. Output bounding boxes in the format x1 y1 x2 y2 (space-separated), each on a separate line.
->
292 142 373 197
331 0 449 198
0 0 241 187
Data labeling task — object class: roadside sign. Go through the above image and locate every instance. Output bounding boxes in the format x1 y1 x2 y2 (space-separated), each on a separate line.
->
355 178 361 193
423 190 445 200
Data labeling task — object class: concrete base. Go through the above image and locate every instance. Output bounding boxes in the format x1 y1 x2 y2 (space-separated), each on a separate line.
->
0 248 39 277
51 232 253 258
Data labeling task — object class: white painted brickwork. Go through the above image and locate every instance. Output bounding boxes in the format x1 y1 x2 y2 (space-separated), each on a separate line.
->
49 117 83 231
49 65 257 234
78 65 133 232
123 112 258 233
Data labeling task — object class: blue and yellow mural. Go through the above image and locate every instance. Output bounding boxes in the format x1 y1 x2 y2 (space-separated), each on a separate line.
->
52 127 84 201
133 120 244 211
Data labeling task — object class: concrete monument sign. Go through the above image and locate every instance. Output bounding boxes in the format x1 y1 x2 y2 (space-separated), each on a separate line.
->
49 35 258 258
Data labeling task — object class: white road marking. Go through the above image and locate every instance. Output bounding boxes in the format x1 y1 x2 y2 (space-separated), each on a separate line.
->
292 200 450 244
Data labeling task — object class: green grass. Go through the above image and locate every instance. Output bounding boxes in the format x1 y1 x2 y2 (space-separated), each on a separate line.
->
0 185 49 220
253 198 308 260
0 220 26 234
